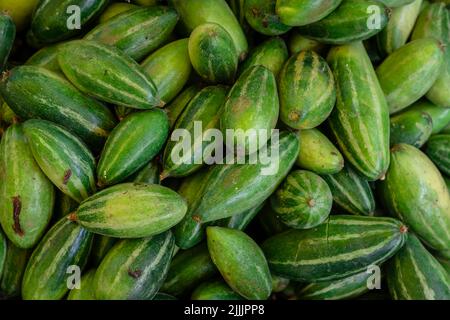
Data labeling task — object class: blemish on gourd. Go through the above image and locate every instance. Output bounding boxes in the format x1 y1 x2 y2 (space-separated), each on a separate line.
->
12 196 24 236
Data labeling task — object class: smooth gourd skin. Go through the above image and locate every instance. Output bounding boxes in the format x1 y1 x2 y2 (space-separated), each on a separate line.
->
407 100 450 135
162 86 227 179
376 38 444 114
97 109 169 187
327 41 390 181
243 0 292 36
162 244 218 297
321 165 375 216
191 131 300 223
86 6 179 61
21 217 93 300
93 231 175 300
28 0 109 46
296 129 344 175
276 0 343 27
278 50 336 130
377 0 423 56
411 2 450 108
74 183 188 238
0 65 117 150
0 124 55 249
390 109 433 148
238 37 288 77
188 23 238 84
170 0 248 60
271 170 332 229
379 144 450 251
98 3 138 23
297 0 389 44
58 40 163 109
221 65 279 155
424 134 450 177
297 270 371 300
207 227 272 300
0 240 30 298
141 39 192 104
387 233 450 300
262 215 408 282
0 13 15 71
191 280 243 300
22 119 97 204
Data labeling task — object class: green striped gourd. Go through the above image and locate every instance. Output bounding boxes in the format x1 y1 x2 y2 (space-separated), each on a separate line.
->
407 100 450 134
387 233 450 300
23 119 96 203
162 244 218 297
207 227 272 300
376 38 444 114
191 131 299 223
188 23 238 84
173 169 211 249
28 0 109 45
327 41 390 181
377 0 423 56
321 165 375 216
72 183 187 238
170 0 248 60
262 215 408 282
162 86 227 179
67 269 96 300
243 0 291 36
22 217 93 300
93 231 175 300
390 108 433 148
57 40 163 109
238 37 288 77
270 170 332 229
0 66 117 150
192 280 244 300
288 30 327 55
411 2 450 108
0 230 5 278
97 110 169 187
297 0 389 44
90 236 117 267
278 50 336 130
221 65 279 155
165 85 203 128
0 240 29 298
0 124 55 248
25 43 62 73
297 270 372 300
425 134 450 177
99 2 138 23
141 39 191 104
0 13 15 71
296 129 344 175
276 0 343 26
85 6 178 61
379 144 450 251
